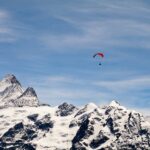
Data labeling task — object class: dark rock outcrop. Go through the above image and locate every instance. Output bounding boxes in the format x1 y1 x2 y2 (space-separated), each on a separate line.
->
56 103 78 116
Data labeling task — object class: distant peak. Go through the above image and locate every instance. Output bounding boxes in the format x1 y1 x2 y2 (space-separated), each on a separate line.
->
21 87 37 97
58 102 76 110
86 103 97 108
57 102 77 116
3 74 16 80
58 102 69 108
2 74 21 85
109 100 120 107
86 102 97 109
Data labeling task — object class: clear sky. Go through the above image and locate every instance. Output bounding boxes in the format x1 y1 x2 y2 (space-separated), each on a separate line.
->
0 0 150 111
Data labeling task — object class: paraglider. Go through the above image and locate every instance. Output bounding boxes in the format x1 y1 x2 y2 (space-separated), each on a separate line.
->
93 52 104 65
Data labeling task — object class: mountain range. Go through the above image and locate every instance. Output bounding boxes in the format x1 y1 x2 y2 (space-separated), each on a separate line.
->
0 74 150 150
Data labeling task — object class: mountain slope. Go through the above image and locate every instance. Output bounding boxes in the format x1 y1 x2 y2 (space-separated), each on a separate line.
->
0 101 149 150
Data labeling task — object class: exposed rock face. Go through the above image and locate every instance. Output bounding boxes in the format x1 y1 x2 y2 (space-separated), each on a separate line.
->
56 102 78 116
27 114 39 122
0 74 39 107
0 122 37 149
0 113 54 149
71 118 94 150
16 87 39 107
90 131 109 149
35 114 53 131
0 74 23 106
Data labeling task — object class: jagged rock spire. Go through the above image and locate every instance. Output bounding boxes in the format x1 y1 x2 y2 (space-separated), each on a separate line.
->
2 74 21 85
0 74 39 107
18 87 37 98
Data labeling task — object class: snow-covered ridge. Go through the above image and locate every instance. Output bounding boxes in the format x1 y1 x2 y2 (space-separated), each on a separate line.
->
0 101 149 150
0 74 39 107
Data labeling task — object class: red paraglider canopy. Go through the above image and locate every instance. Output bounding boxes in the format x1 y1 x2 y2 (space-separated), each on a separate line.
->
97 53 104 58
93 52 104 66
93 52 104 58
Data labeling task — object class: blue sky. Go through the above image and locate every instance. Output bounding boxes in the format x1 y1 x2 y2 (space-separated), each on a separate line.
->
0 0 150 111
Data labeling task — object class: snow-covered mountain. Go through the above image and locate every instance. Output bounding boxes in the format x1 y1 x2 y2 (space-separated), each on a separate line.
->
0 74 150 149
0 74 39 107
0 101 149 149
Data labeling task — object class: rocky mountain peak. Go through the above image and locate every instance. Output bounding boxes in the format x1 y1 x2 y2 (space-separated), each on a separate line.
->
20 87 37 98
15 87 39 107
2 74 21 85
74 103 98 118
109 100 120 107
85 102 98 110
56 102 78 116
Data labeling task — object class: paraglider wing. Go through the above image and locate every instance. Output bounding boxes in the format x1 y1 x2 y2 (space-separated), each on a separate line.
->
97 53 104 58
93 52 104 66
93 52 104 58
